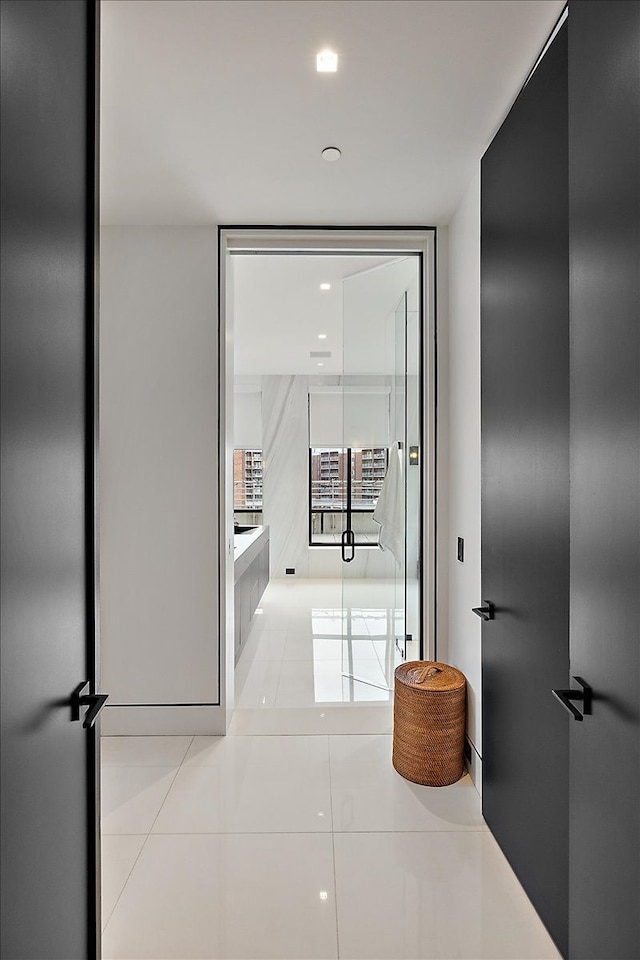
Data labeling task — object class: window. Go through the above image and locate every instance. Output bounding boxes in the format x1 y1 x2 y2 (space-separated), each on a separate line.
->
309 447 388 546
234 449 263 512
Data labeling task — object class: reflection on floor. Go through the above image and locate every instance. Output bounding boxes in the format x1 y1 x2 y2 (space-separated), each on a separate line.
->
232 579 418 735
101 579 560 960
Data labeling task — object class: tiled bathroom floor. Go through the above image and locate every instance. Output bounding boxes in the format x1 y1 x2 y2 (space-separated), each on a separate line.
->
101 579 561 959
231 578 415 735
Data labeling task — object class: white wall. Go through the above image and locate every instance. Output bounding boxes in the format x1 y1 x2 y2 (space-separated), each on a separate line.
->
444 173 483 788
100 226 223 734
261 374 310 579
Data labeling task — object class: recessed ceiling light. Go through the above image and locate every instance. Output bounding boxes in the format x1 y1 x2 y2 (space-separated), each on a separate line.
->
321 146 341 162
316 50 338 73
318 333 327 339
320 283 330 290
317 362 324 367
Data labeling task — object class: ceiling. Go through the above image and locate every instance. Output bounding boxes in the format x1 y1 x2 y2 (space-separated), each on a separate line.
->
100 0 564 226
233 254 419 375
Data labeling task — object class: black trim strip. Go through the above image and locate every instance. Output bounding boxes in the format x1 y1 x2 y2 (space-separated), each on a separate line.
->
105 701 222 708
346 447 353 548
230 249 421 256
220 224 437 232
432 236 437 663
217 233 223 708
86 3 100 957
466 735 482 762
418 249 426 662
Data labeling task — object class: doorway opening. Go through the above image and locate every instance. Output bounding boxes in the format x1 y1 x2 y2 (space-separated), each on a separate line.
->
219 229 436 733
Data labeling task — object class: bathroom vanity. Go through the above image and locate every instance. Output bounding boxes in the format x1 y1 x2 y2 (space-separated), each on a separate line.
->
233 525 270 664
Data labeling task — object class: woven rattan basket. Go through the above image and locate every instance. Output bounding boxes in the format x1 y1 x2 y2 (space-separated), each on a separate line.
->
393 661 466 787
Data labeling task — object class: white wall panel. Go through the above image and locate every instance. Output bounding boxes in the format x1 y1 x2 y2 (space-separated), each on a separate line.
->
100 226 219 717
262 375 310 579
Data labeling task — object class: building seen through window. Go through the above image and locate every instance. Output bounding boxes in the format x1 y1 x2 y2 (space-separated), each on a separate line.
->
234 449 263 514
310 447 388 546
234 447 388 544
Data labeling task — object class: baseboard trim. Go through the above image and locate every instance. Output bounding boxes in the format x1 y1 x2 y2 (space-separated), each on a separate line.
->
101 704 228 736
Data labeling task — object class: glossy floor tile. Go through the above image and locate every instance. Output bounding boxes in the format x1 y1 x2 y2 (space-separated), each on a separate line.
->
274 658 390 707
102 579 560 959
101 765 180 835
101 736 192 767
152 735 332 834
330 734 486 832
102 833 338 959
333 832 560 959
227 704 394 736
234 579 400 718
101 834 146 930
234 656 281 709
241 625 288 661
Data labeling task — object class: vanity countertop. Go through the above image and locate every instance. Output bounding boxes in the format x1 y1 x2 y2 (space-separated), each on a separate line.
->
233 525 269 579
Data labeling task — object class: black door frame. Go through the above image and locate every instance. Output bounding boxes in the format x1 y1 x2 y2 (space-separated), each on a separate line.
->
218 227 438 695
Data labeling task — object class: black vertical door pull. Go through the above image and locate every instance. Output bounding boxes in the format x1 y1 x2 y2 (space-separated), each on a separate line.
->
341 529 355 563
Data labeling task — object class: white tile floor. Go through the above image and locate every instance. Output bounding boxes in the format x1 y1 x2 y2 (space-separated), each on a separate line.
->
232 579 421 729
101 579 561 959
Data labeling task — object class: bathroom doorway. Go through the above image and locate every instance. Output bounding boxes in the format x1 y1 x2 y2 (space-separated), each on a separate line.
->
219 229 435 730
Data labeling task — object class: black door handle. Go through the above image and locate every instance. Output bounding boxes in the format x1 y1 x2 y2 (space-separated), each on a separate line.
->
472 600 495 621
81 693 109 728
341 529 355 562
552 677 592 721
71 681 109 728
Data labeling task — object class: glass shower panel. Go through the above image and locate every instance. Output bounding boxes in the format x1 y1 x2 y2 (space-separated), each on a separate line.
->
405 284 421 663
390 293 408 668
340 257 420 695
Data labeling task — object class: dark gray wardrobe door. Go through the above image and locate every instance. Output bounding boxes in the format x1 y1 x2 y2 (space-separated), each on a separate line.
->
481 23 569 958
568 3 640 958
0 2 99 957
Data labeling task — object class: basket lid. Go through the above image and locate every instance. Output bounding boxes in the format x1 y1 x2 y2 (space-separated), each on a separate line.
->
395 660 466 692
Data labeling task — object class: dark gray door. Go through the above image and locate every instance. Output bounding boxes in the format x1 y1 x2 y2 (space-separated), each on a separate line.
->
0 2 100 958
481 23 569 957
567 3 640 958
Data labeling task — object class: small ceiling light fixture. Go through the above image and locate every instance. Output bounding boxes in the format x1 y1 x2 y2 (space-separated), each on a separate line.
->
316 50 338 72
317 362 324 367
318 333 327 339
320 283 331 290
321 146 341 162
